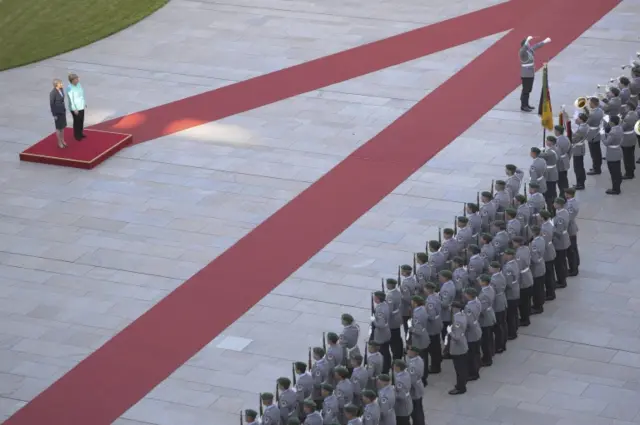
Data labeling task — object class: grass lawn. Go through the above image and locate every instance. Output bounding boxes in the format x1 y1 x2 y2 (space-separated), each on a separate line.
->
0 0 168 71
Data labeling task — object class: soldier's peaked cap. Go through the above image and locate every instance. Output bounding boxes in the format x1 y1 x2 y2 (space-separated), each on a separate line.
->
362 389 377 399
334 366 349 377
463 287 478 296
495 180 506 185
540 210 551 219
277 377 291 386
408 345 420 352
261 392 274 401
341 313 354 323
326 332 339 341
321 383 334 392
393 359 407 368
512 236 525 244
531 147 541 154
439 270 453 278
478 274 492 282
303 399 317 409
457 216 469 223
313 347 325 356
554 197 566 205
425 281 438 291
489 261 501 268
373 290 386 300
529 182 540 189
386 278 398 286
481 191 492 198
564 187 576 195
294 361 307 370
411 295 425 304
344 404 359 415
401 264 412 271
377 374 391 382
245 409 258 418
504 248 516 255
505 208 517 215
505 164 517 171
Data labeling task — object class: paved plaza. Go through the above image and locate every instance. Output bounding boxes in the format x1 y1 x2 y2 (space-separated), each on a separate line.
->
2 0 640 424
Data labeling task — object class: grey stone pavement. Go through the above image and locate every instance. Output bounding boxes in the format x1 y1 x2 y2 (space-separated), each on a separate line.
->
2 0 640 424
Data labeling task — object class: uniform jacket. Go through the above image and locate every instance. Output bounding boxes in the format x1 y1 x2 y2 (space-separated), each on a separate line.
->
304 410 323 425
566 198 579 236
493 231 510 257
586 107 604 143
456 226 473 249
452 267 468 299
530 236 546 278
322 395 339 425
262 404 281 425
425 293 443 335
312 359 331 400
480 243 496 268
400 275 419 317
372 302 391 344
296 372 314 405
541 220 557 262
468 212 482 236
529 157 547 192
506 168 524 198
519 40 545 78
503 259 521 300
602 125 623 161
340 324 360 361
571 122 588 156
365 352 383 391
279 388 298 423
416 264 433 286
327 344 345 374
429 251 447 276
463 298 482 343
516 204 531 237
393 371 413 417
478 285 496 327
629 77 640 103
448 311 468 355
362 401 380 425
386 288 403 330
441 237 460 261
556 135 571 170
350 366 368 406
540 147 559 182
515 246 534 289
467 254 485 289
409 306 430 350
552 209 571 250
527 192 546 221
620 87 631 104
336 379 355 411
493 190 511 212
480 201 497 232
622 110 639 147
490 272 507 312
378 384 396 425
439 280 456 323
348 418 364 425
507 218 521 240
406 355 425 400
603 96 622 117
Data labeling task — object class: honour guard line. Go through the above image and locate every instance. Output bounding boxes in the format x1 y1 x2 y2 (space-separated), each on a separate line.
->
239 45 640 425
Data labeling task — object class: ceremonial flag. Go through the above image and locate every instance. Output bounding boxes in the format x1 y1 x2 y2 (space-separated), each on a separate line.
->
538 64 553 131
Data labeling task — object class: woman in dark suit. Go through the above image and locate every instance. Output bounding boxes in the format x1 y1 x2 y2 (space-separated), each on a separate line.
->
50 79 67 148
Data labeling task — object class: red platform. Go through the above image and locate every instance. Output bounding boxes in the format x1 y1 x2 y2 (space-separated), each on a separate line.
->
19 128 133 170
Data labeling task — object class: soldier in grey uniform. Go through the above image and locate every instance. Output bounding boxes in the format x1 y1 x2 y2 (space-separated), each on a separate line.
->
571 113 589 190
334 366 354 424
619 76 632 105
384 279 404 361
451 257 468 301
371 291 392 374
320 384 339 425
542 137 560 208
488 262 507 353
563 188 580 276
261 392 282 425
480 191 497 233
441 228 460 261
344 404 362 425
553 125 572 192
586 97 605 175
295 362 315 421
505 209 521 240
399 264 418 335
527 182 546 222
479 234 496 268
424 282 443 375
340 314 360 370
621 102 638 178
438 270 456 342
466 245 486 290
349 355 367 408
326 333 345 385
529 147 548 195
461 287 482 380
539 211 557 301
511 236 533 327
392 360 413 425
466 203 482 237
279 377 299 424
288 417 301 425
602 115 624 194
311 347 331 409
427 241 447 276
491 221 510 260
415 253 432 286
502 249 521 341
514 195 531 238
409 295 430 385
529 226 547 314
505 164 525 198
518 35 551 111
477 275 496 366
376 375 396 425
364 342 384 391
552 198 571 290
456 216 473 249
406 347 425 425
245 409 259 424
302 399 323 425
447 310 469 395
493 180 511 211
602 86 622 117
360 390 380 425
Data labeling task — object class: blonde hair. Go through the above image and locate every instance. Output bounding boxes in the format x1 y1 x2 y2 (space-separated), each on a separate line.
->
52 78 62 87
68 73 78 83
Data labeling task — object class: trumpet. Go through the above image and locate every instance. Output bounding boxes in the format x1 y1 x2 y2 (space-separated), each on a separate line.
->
635 119 640 136
574 95 597 109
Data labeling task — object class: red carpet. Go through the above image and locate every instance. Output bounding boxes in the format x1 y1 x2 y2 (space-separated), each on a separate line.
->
19 128 132 169
5 0 619 424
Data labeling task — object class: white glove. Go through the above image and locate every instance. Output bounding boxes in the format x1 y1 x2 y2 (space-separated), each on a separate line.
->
370 315 375 322
407 319 412 328
526 36 533 43
447 325 453 334
368 326 373 337
544 37 551 43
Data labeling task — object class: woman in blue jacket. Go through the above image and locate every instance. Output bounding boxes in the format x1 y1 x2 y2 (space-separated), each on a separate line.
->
67 73 86 141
